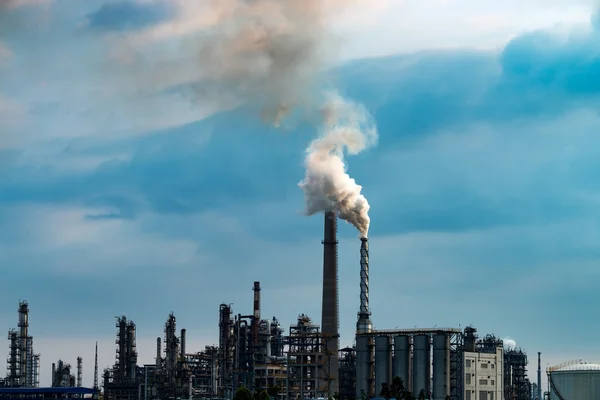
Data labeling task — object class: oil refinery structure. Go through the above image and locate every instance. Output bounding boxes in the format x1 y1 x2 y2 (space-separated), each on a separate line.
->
0 212 538 400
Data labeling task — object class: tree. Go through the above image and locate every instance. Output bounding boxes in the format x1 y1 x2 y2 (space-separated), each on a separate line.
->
267 385 281 399
233 386 254 400
380 383 391 400
257 389 270 400
417 389 425 400
360 389 367 400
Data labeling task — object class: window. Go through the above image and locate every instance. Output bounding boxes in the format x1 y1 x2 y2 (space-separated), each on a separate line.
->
466 391 472 400
466 374 472 385
479 379 488 386
479 391 488 400
491 380 495 385
466 360 472 368
491 364 495 369
481 363 488 369
490 393 494 400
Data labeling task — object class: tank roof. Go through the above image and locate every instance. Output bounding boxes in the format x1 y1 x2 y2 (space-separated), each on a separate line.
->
550 361 600 372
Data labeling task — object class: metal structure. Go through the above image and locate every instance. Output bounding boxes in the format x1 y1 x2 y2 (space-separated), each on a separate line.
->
374 336 391 396
355 237 374 400
93 342 98 390
77 357 82 387
103 316 140 400
52 360 75 387
537 352 542 400
286 314 334 400
218 303 234 398
339 347 356 400
357 328 463 400
3 301 38 389
322 211 340 398
504 348 530 400
547 360 600 400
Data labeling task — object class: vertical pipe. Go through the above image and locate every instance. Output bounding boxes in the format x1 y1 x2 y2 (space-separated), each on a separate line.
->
181 329 187 359
375 336 392 395
52 363 56 387
94 342 99 390
322 211 339 397
156 337 162 369
253 282 261 346
77 357 83 387
18 301 29 387
537 352 542 400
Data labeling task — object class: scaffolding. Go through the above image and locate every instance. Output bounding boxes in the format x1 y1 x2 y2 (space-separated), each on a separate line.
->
286 314 335 400
504 349 530 400
186 346 219 398
338 347 356 400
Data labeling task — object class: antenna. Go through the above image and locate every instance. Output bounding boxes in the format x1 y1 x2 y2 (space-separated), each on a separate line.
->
93 341 99 390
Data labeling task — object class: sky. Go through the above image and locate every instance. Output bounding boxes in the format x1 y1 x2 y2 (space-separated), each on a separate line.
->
1 0 600 391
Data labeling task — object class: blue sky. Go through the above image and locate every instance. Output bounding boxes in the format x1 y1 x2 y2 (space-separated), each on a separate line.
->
1 0 600 389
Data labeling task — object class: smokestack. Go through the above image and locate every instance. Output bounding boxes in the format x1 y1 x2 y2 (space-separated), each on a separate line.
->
356 237 372 333
253 281 261 346
181 329 186 359
76 357 82 387
537 352 542 400
321 210 339 397
156 337 162 369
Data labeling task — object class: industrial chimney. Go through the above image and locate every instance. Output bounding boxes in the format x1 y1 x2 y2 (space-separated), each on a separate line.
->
321 211 339 397
253 281 261 346
76 357 82 387
355 237 374 399
537 352 542 400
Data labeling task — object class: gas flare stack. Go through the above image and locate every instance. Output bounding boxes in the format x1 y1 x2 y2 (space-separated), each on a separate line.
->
322 211 340 397
356 236 374 399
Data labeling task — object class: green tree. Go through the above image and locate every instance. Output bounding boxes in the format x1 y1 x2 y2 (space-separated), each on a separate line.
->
360 389 367 400
267 385 281 399
380 383 391 400
417 389 425 400
257 389 270 400
233 386 255 400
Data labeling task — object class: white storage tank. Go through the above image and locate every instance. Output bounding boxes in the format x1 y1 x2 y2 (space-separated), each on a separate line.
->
549 361 600 400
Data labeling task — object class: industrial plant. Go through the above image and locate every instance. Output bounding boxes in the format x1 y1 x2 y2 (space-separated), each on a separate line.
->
1 212 544 400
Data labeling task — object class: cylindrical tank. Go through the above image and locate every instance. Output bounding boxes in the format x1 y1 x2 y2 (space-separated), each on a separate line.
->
412 335 431 397
432 333 450 400
375 336 392 395
356 336 370 400
550 362 600 400
394 335 411 393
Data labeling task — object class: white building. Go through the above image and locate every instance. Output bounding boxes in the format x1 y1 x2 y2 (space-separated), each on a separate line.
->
464 346 504 400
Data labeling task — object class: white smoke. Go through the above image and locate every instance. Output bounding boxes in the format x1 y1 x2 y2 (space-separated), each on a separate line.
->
503 337 517 350
298 92 377 238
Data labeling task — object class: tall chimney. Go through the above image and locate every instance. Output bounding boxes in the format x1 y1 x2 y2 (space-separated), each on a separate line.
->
156 337 162 370
537 352 542 400
77 357 82 387
321 211 339 397
356 238 372 333
181 329 186 359
253 282 261 346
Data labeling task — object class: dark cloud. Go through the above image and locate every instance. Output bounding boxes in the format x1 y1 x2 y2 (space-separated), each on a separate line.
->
84 1 172 32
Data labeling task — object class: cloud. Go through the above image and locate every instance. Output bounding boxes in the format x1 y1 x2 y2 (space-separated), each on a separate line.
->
82 1 173 32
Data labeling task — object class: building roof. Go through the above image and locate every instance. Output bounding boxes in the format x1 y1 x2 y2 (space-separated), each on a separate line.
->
0 386 98 394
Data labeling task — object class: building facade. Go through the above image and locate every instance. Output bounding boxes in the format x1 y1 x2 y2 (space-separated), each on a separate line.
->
464 347 503 400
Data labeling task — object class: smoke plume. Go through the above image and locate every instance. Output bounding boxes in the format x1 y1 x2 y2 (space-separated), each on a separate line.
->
298 93 377 238
503 337 517 350
169 0 341 126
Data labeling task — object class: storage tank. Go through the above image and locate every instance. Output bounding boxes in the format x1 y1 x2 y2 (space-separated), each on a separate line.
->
375 336 392 395
432 333 450 400
356 336 370 400
412 335 431 397
549 361 600 400
393 335 410 392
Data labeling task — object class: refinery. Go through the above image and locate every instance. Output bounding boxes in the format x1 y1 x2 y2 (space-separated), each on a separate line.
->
0 213 591 400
